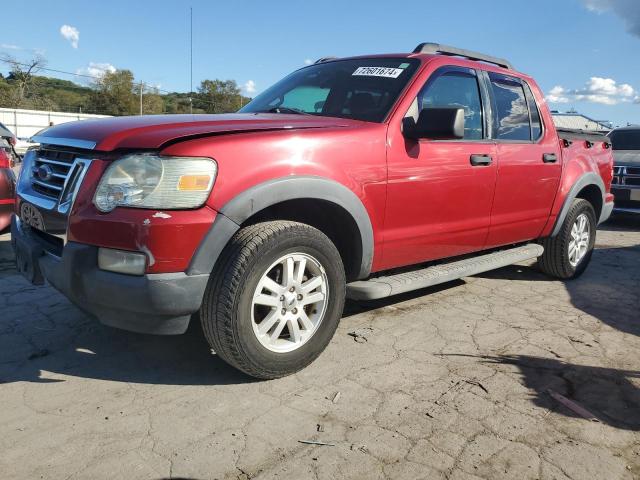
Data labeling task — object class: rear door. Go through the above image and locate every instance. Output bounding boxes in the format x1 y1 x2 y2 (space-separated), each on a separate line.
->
483 72 562 246
383 66 497 269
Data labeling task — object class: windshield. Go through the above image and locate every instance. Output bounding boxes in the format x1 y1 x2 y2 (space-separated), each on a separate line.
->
608 129 640 150
240 58 421 123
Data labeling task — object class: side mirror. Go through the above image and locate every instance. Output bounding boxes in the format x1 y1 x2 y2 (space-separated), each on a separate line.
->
402 107 465 140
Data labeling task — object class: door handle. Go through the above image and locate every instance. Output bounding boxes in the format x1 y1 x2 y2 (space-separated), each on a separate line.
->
470 154 492 166
543 153 558 163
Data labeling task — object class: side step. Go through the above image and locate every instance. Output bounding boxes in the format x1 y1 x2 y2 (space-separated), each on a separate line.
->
346 243 544 301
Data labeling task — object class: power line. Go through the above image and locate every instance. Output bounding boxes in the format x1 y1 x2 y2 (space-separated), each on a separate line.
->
0 57 174 95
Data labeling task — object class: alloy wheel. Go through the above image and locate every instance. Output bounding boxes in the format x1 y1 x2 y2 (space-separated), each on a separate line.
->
568 213 590 267
251 253 329 353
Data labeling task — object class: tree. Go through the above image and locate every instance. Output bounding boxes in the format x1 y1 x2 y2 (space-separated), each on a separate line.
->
196 79 244 113
89 69 137 115
1 55 46 107
142 86 165 114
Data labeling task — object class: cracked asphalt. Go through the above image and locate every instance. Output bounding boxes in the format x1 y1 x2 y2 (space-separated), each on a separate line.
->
0 216 639 480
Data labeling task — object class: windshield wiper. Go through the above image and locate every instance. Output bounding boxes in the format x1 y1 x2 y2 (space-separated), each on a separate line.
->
259 107 312 115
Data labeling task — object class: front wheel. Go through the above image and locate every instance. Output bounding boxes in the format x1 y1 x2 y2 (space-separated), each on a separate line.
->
538 198 596 279
200 221 346 379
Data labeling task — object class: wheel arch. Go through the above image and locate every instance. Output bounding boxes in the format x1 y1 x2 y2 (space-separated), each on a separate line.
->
551 172 605 237
188 176 374 281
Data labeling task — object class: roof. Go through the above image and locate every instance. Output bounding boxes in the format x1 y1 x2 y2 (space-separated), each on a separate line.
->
610 125 640 132
315 42 517 74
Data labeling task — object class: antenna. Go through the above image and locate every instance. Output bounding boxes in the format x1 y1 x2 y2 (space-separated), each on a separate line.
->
189 6 193 114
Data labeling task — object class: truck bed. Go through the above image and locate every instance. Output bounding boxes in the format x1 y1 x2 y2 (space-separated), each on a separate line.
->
556 128 611 146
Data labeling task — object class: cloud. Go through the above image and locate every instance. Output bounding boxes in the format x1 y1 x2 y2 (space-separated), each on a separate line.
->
60 25 79 49
546 77 637 105
546 86 570 103
75 62 116 81
304 59 313 65
244 80 256 95
581 0 640 37
0 44 46 56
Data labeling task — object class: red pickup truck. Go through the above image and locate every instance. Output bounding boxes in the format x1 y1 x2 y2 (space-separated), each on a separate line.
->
12 43 614 378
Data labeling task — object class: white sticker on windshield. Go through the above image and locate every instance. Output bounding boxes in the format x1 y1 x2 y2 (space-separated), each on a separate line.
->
352 67 404 78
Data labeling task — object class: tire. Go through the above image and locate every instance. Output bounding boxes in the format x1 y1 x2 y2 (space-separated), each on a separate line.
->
200 221 346 379
538 198 597 279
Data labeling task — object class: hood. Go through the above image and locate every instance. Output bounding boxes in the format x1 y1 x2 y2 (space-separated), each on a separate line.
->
613 150 640 166
31 113 359 152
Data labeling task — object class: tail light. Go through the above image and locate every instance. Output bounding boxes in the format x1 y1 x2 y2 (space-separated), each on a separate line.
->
0 149 10 169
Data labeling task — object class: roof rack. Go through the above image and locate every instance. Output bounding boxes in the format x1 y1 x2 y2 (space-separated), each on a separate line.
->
314 57 338 64
413 43 513 70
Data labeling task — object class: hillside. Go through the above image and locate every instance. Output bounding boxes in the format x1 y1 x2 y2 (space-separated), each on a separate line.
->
0 70 252 116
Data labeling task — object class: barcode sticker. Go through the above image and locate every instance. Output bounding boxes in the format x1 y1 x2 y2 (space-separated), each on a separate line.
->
352 67 404 78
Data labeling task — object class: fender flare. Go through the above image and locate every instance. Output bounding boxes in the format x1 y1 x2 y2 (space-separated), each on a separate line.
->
551 172 605 237
188 176 374 279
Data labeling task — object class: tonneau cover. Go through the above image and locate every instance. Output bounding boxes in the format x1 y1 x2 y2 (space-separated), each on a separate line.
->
556 128 611 146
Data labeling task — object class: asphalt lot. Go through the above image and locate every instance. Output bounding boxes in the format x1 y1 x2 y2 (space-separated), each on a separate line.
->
0 217 639 480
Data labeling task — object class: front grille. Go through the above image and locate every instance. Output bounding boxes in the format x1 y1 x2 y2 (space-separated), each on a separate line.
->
613 165 640 187
31 149 78 200
626 177 640 186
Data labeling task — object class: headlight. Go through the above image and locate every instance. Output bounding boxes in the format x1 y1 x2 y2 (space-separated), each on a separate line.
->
93 154 217 212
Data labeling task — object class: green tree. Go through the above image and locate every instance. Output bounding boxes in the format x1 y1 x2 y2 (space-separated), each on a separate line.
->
142 87 165 114
0 55 46 108
196 79 244 113
89 69 137 115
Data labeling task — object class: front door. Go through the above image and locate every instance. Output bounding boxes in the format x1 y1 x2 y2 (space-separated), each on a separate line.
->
383 66 497 270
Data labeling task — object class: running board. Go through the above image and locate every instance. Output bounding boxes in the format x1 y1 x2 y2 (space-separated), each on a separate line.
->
346 243 544 301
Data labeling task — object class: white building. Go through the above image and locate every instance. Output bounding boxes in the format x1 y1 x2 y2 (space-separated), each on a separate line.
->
551 111 612 132
0 107 110 138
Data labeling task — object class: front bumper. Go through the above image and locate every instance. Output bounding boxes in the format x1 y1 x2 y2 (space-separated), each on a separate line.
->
11 216 210 334
611 186 640 214
0 202 14 231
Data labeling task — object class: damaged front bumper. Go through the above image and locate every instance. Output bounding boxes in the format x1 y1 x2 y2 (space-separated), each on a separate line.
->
11 215 209 334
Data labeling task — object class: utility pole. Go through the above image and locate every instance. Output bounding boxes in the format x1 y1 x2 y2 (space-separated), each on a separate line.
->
139 81 144 115
189 6 193 114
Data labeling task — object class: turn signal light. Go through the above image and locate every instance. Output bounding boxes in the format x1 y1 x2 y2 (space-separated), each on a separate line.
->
177 174 212 191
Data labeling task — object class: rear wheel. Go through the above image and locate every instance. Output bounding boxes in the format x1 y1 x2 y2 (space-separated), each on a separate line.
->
201 221 346 379
538 198 596 279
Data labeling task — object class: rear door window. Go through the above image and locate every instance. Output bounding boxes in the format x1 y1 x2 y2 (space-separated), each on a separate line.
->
489 73 531 141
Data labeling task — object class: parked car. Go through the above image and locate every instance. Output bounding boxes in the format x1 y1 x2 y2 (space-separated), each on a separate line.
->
608 126 640 214
14 137 39 157
0 121 19 164
11 43 614 379
0 147 16 232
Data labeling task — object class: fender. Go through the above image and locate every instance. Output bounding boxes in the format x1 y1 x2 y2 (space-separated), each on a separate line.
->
550 172 605 237
188 176 374 279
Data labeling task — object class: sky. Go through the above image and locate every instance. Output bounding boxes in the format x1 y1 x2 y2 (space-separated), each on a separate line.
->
1 0 639 126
